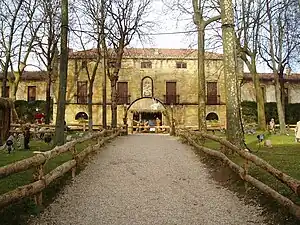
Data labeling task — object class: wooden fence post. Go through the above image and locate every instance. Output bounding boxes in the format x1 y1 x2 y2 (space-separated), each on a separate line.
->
243 158 250 193
71 146 77 179
33 161 44 206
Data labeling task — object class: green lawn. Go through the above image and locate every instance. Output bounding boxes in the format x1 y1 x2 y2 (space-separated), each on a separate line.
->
201 130 300 203
0 133 99 225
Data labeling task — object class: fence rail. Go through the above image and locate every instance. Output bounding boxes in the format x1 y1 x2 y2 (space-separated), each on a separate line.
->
0 128 121 209
177 129 300 219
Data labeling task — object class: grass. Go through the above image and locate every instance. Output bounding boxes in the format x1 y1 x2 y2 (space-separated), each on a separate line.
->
187 130 300 224
0 133 98 225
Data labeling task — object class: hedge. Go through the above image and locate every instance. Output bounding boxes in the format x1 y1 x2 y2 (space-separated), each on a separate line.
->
14 100 53 123
241 101 300 124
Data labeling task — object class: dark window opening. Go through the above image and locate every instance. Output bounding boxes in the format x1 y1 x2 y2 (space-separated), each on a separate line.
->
82 60 87 68
27 86 36 102
108 60 121 68
4 86 9 98
77 81 88 103
117 82 129 104
206 112 219 121
141 61 152 68
176 62 187 69
206 82 219 105
165 82 178 104
75 112 88 120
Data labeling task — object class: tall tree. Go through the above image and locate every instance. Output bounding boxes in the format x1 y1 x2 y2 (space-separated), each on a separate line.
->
54 0 69 145
33 0 61 124
235 0 267 130
260 0 300 133
220 0 244 147
0 0 42 98
73 0 105 131
104 0 153 128
192 0 220 132
101 0 107 129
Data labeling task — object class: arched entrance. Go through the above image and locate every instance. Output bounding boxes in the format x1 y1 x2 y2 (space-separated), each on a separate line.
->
124 97 169 133
206 112 219 121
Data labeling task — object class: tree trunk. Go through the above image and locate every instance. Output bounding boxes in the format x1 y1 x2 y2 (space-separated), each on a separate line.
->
197 25 207 132
88 83 93 131
45 72 52 124
1 71 7 98
274 74 286 134
101 0 107 129
55 0 68 146
266 0 286 134
111 79 117 128
279 71 286 116
102 63 107 129
250 60 266 130
220 0 244 148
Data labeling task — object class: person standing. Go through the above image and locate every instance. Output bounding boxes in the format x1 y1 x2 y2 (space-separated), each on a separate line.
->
269 118 275 134
295 121 300 142
24 125 31 150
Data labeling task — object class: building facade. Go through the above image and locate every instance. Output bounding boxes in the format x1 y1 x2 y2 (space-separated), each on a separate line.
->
241 73 300 104
0 71 48 101
53 48 228 129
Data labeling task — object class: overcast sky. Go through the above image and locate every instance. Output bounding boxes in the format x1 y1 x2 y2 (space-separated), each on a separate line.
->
28 0 277 73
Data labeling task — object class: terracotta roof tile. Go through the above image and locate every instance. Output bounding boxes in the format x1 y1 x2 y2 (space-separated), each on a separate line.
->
0 71 48 81
69 48 223 60
244 72 300 82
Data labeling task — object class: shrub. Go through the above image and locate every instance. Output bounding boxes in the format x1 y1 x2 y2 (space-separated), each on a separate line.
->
241 101 300 124
15 100 53 123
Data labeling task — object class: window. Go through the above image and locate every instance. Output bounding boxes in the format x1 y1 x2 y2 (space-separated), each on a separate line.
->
165 82 177 104
176 62 187 69
117 82 129 104
77 81 88 103
206 82 219 105
82 60 87 68
108 60 121 68
3 86 9 98
27 86 36 102
75 112 88 120
141 61 152 68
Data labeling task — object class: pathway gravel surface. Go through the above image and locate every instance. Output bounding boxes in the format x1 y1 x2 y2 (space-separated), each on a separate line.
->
30 134 267 225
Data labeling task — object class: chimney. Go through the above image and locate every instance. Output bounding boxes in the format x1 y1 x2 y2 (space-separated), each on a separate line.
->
68 48 74 54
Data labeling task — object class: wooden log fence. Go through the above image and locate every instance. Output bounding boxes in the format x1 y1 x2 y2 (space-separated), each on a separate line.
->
0 128 121 209
177 129 300 220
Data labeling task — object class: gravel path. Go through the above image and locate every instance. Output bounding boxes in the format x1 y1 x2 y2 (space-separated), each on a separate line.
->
30 134 267 225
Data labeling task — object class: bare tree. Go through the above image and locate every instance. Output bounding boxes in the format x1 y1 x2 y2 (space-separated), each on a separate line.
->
33 0 61 124
260 0 300 134
0 0 25 97
72 0 104 131
104 0 153 128
220 0 244 147
192 0 220 132
54 0 69 145
235 0 267 130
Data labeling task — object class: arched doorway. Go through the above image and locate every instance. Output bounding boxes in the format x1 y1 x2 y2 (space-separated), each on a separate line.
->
125 97 168 133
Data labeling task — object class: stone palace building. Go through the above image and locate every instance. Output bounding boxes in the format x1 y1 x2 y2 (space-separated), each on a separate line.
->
53 48 228 129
